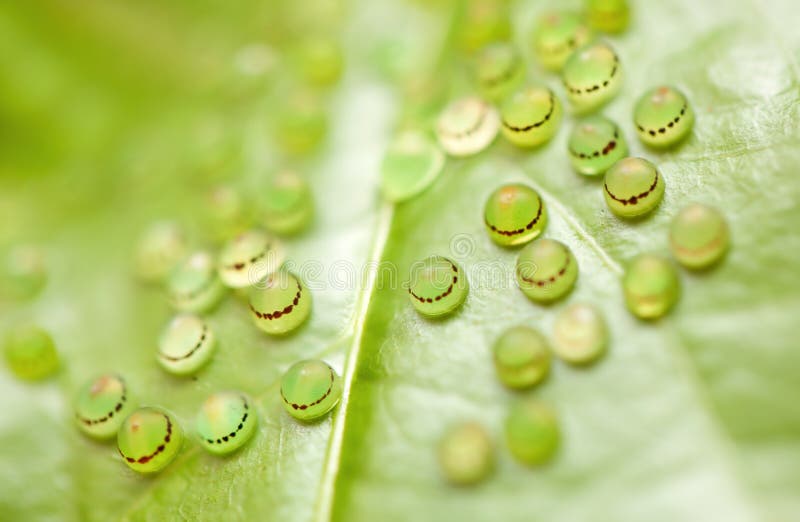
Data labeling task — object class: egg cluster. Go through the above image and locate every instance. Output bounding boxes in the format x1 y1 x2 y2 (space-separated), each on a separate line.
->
370 0 728 484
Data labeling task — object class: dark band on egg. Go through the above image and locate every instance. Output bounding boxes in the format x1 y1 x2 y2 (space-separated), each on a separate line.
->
502 92 557 133
159 323 209 362
537 36 580 56
76 376 128 426
485 194 544 236
481 54 521 88
517 248 571 287
438 101 491 139
569 129 620 159
222 243 272 272
205 395 251 445
118 412 174 465
563 47 619 95
408 259 459 303
604 171 659 206
249 279 303 320
280 368 335 411
635 102 688 137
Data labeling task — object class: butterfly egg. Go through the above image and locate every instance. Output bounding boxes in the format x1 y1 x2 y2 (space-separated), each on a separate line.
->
292 35 344 87
196 391 257 455
436 96 500 157
567 115 628 176
275 89 328 156
74 374 136 439
204 185 254 244
380 131 445 203
516 239 578 303
531 11 593 71
603 157 665 218
280 360 342 421
484 183 547 247
457 0 512 53
552 303 608 365
3 324 59 381
248 271 312 335
218 229 284 289
474 42 525 102
634 86 694 148
261 171 315 236
504 399 560 466
669 203 730 269
1 244 47 300
157 314 216 376
117 406 184 474
500 86 563 148
438 421 495 486
622 253 680 319
492 326 551 390
166 251 226 313
134 221 187 283
407 256 469 318
586 0 630 33
562 41 622 114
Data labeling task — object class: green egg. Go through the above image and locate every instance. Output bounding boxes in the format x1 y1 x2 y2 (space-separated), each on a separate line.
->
438 421 494 486
669 203 729 269
552 303 607 365
380 131 445 203
500 86 563 148
586 0 630 33
74 374 135 440
280 359 342 421
3 324 59 381
458 0 512 53
516 239 578 303
157 314 216 376
248 271 311 335
634 86 694 148
567 115 628 176
562 41 622 113
603 157 664 218
196 391 257 455
262 171 315 236
532 11 593 71
474 42 525 102
504 398 560 466
483 183 547 247
436 96 500 157
293 36 344 87
623 254 680 320
167 252 226 313
135 222 187 283
276 90 327 156
492 326 550 389
117 407 183 474
218 230 284 289
204 185 254 243
407 255 469 318
1 244 47 300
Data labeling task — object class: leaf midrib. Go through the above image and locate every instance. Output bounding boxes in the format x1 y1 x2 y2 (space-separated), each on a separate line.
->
313 203 395 522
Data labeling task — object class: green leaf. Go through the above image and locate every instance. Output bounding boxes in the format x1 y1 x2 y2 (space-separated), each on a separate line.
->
1 1 799 521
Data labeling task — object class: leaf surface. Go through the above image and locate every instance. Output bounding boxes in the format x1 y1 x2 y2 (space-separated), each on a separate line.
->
1 1 799 521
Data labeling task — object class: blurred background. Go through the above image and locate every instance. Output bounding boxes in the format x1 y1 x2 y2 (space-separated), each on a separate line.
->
1 0 799 521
